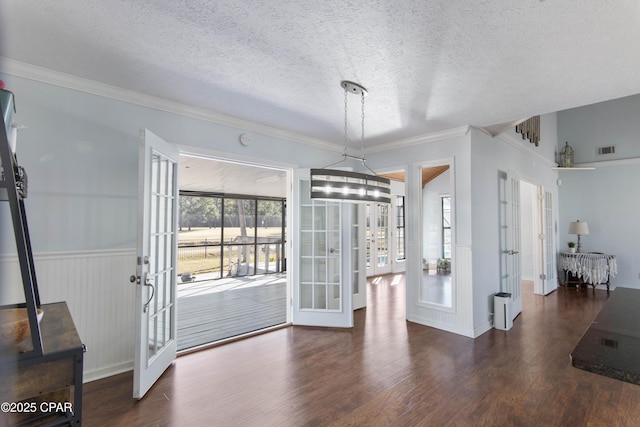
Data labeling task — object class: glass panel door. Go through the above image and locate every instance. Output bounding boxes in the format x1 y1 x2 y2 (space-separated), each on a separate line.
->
292 171 353 327
366 203 392 277
543 190 557 294
134 129 178 399
352 205 366 310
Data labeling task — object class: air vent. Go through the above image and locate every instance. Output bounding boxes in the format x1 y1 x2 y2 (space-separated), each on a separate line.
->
597 145 616 156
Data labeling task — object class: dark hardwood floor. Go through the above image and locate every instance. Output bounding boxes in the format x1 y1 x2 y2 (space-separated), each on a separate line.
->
84 276 640 426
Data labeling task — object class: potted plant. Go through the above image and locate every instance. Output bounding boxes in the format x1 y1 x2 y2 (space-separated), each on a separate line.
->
437 258 451 273
567 241 576 254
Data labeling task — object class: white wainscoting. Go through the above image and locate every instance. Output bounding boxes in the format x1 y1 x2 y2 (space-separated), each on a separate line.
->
1 249 136 383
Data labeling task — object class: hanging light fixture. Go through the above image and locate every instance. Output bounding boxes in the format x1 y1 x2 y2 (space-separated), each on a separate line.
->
310 81 391 204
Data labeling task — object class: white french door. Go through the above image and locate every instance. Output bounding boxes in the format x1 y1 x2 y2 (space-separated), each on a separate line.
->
352 205 366 310
292 170 353 327
505 171 522 318
133 129 179 399
542 189 557 294
366 203 392 277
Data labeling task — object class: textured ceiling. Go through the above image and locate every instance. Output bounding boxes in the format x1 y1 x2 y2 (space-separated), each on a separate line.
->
2 0 640 149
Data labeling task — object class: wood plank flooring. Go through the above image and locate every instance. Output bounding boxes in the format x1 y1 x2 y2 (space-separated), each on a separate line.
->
83 276 640 426
177 275 286 351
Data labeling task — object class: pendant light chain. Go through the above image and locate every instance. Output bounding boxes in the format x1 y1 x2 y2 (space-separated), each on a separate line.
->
309 80 391 204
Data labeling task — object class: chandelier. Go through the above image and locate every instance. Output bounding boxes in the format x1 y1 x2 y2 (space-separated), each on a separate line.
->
310 81 391 204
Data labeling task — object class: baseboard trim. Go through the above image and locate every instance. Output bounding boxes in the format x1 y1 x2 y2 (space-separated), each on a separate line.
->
84 361 134 384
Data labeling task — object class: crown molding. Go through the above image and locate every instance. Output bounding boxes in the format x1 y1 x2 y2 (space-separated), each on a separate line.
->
369 125 471 153
0 58 342 153
486 129 557 169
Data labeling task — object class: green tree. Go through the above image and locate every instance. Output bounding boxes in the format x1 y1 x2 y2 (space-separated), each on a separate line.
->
179 196 220 230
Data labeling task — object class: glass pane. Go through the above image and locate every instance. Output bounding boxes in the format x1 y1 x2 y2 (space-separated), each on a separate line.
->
443 229 451 259
157 234 166 273
314 231 326 256
328 285 340 310
352 271 359 294
314 206 326 230
154 271 164 313
301 283 313 309
151 154 160 194
158 195 167 234
156 310 166 351
314 258 327 282
166 232 174 275
327 231 340 258
159 158 168 195
151 192 158 237
314 285 327 310
301 258 313 282
301 231 313 256
167 162 175 194
443 197 451 227
148 314 157 359
327 204 340 230
327 258 340 284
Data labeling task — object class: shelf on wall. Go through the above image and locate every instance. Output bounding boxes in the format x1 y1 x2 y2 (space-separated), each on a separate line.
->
552 167 596 170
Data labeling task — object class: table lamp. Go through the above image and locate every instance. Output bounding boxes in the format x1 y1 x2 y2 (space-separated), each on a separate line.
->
568 220 589 253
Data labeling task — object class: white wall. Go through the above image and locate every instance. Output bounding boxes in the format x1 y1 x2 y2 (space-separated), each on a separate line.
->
557 94 640 163
469 115 559 332
0 72 343 381
557 95 640 288
558 164 640 288
368 131 475 337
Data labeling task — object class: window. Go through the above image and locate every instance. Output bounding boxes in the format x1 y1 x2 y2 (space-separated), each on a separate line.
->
441 196 451 259
177 191 286 279
396 196 405 261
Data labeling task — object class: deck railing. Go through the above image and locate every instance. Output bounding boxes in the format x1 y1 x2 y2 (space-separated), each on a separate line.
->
178 237 285 279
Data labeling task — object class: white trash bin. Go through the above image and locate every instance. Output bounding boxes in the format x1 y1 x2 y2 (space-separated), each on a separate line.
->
494 292 513 331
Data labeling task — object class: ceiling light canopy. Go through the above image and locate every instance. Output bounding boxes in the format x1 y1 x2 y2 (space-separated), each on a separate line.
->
310 81 391 204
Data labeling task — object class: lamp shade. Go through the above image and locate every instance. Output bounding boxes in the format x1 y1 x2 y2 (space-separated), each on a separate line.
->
568 221 589 235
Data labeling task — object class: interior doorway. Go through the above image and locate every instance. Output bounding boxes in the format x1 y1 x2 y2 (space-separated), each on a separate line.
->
519 179 546 297
176 155 288 352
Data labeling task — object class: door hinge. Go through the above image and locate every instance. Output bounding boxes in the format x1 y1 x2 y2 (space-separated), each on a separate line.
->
540 273 546 280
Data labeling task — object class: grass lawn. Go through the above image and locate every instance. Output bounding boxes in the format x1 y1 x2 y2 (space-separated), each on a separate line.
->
178 226 282 242
177 227 284 276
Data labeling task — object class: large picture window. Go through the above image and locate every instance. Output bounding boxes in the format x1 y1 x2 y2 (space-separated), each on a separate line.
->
177 191 286 279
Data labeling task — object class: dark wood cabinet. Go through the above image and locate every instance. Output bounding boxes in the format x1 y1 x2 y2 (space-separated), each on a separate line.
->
1 303 84 426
